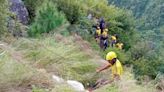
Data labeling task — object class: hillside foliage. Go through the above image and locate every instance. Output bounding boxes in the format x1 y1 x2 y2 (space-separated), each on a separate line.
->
0 0 163 91
0 0 9 38
108 0 164 79
28 1 67 37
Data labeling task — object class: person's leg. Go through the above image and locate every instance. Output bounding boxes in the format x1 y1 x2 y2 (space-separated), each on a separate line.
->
97 36 100 44
99 36 104 49
111 40 114 47
102 79 114 85
103 40 107 50
113 74 121 81
104 39 109 50
92 78 109 89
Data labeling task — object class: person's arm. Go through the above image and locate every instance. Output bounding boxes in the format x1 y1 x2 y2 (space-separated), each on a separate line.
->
96 63 111 73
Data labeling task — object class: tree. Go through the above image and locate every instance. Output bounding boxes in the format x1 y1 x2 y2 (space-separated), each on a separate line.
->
28 1 67 37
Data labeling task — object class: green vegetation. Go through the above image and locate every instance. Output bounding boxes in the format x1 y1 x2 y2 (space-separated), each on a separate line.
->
108 0 164 31
0 0 9 38
22 0 45 22
0 35 99 91
53 0 86 24
15 36 98 83
0 43 55 91
94 68 156 92
94 84 119 92
108 0 164 79
55 0 135 50
0 0 163 91
28 1 67 37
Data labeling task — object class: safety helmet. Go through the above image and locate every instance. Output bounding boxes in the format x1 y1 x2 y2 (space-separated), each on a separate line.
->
105 29 108 32
106 51 117 61
98 27 100 29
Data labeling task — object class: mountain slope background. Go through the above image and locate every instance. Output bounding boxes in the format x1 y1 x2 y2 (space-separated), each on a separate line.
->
109 0 164 79
0 0 163 91
108 0 164 31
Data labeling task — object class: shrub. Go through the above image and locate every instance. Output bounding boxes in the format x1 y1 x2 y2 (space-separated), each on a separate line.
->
0 0 9 38
53 0 86 24
22 0 45 22
28 1 67 37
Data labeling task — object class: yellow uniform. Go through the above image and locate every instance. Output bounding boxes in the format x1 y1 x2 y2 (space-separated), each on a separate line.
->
96 29 101 36
111 59 123 77
111 36 116 41
116 43 123 50
102 29 108 38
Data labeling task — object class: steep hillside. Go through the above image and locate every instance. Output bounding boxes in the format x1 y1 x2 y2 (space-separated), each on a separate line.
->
108 0 164 31
0 35 157 92
0 0 163 92
0 34 99 91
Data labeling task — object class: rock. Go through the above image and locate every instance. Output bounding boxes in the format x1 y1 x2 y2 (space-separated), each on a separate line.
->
7 0 29 37
52 75 86 91
52 75 64 83
9 0 29 25
67 80 85 92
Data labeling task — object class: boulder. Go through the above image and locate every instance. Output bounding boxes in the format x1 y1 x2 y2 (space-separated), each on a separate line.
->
67 80 85 92
52 75 64 83
9 0 29 25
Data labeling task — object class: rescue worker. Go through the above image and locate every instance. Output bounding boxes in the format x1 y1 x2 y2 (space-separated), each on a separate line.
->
99 18 105 34
96 51 123 81
88 51 123 90
102 28 108 38
100 28 109 50
95 27 101 43
116 42 124 50
102 28 109 50
111 35 117 47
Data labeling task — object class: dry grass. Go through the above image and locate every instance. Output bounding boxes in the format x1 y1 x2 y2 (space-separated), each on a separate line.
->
94 68 157 92
0 41 54 92
0 34 158 92
0 34 102 91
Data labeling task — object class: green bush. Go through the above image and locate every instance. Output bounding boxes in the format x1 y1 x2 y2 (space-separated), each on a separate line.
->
53 0 86 24
28 1 67 37
22 0 45 22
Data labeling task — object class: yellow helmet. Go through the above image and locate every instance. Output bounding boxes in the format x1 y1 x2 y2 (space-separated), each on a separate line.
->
106 51 117 61
105 29 108 32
